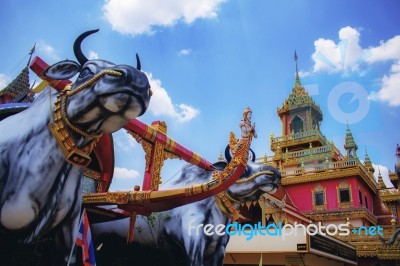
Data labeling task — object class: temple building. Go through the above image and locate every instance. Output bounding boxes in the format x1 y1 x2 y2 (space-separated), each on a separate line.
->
224 57 400 266
0 45 36 105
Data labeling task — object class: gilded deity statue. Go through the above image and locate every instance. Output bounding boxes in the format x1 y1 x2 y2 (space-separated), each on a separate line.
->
231 107 257 159
240 107 257 140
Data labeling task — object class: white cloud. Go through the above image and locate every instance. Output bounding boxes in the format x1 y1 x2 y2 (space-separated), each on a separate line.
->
373 164 395 188
178 49 192 57
102 0 226 35
0 74 11 90
88 50 99 60
311 26 365 73
366 35 400 63
114 129 137 152
372 60 400 106
310 26 400 106
146 72 200 123
114 167 140 180
37 40 60 61
126 132 137 148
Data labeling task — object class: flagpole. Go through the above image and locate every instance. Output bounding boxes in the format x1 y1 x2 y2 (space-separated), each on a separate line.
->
67 209 85 266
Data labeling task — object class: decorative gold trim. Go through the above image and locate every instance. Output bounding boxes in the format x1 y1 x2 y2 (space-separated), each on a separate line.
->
164 151 179 160
337 179 353 209
151 121 167 134
270 129 326 151
379 188 400 203
215 191 242 221
189 153 202 165
306 209 377 225
311 183 327 211
59 93 102 139
229 131 238 152
281 165 378 193
234 170 274 184
165 138 177 152
84 119 253 215
49 94 101 167
151 141 164 190
49 69 123 167
83 168 101 180
335 225 400 259
128 131 153 171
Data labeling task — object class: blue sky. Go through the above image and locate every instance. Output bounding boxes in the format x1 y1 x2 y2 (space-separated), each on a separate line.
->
1 0 399 190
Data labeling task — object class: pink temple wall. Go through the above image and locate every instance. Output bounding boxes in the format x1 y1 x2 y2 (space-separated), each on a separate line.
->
355 177 375 212
284 176 375 213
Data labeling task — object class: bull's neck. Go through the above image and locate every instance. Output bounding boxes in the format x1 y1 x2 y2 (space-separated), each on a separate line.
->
49 93 101 167
215 191 242 222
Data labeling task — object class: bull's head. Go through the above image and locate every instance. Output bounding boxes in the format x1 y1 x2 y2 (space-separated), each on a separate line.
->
43 29 151 134
221 146 281 202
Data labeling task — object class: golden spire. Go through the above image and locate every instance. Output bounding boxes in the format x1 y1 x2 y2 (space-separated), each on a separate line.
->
294 50 301 87
377 166 386 189
344 124 358 158
27 43 36 67
363 147 375 174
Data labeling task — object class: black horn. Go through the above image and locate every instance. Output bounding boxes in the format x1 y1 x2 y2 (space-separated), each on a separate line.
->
73 29 99 65
225 145 232 163
136 53 141 70
250 149 256 162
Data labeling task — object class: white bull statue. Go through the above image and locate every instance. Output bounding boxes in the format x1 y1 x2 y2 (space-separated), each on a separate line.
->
0 29 151 264
93 152 281 266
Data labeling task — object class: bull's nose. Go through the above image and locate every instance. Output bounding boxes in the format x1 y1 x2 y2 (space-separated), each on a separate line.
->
111 65 149 88
107 68 125 80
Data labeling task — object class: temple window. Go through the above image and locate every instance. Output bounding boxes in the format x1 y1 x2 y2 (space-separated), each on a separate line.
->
339 189 350 202
337 180 353 209
359 190 363 205
312 183 326 211
365 195 368 209
314 192 324 206
291 116 304 133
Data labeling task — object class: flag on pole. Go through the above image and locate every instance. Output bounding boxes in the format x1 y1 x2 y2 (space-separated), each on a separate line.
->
76 209 96 266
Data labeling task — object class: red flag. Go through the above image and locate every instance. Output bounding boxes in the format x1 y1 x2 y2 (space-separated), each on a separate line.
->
76 209 96 266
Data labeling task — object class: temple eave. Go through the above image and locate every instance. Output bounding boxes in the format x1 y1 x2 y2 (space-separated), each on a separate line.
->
281 163 379 193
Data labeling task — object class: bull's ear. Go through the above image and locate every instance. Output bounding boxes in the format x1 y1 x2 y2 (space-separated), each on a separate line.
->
44 60 81 80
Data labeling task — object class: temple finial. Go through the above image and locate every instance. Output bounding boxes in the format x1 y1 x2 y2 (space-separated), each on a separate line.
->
27 43 36 67
377 166 386 189
218 148 224 161
294 50 301 86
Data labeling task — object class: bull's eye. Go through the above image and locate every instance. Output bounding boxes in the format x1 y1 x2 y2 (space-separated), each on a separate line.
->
79 68 92 79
